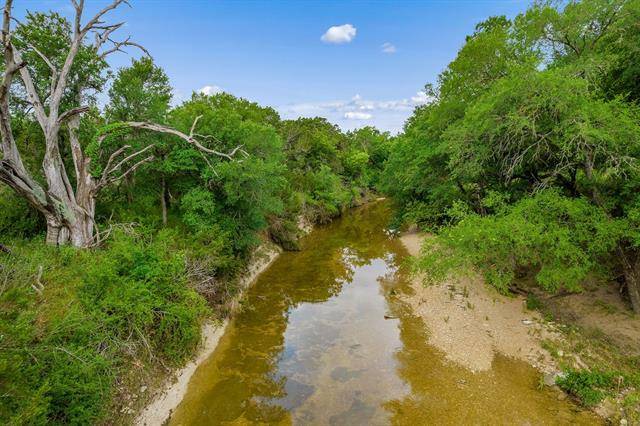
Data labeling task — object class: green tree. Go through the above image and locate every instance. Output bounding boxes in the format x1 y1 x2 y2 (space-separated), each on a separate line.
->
105 57 173 224
382 0 640 312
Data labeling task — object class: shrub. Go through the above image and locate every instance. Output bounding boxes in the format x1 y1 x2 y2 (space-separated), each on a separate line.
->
80 231 208 362
556 369 620 406
0 231 208 424
416 190 624 294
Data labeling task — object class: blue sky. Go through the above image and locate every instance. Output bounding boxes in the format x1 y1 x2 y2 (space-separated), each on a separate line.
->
16 0 530 133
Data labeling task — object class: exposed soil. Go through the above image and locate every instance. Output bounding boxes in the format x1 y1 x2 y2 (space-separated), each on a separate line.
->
543 283 640 356
400 232 560 374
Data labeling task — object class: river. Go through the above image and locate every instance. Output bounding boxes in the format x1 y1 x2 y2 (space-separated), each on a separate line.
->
169 202 600 425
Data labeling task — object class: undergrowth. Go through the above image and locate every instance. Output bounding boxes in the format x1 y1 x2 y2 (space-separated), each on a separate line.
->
0 230 210 425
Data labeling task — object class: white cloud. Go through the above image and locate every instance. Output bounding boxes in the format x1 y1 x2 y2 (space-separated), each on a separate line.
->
344 111 372 120
411 90 430 104
278 90 433 133
321 24 357 44
381 42 396 54
199 85 223 96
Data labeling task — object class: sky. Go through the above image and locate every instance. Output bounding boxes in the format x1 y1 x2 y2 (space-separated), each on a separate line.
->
15 0 531 133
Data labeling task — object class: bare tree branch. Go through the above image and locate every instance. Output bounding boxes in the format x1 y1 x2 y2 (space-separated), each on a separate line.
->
26 42 58 94
119 120 245 160
92 21 124 51
80 0 127 35
104 155 153 187
101 144 129 179
96 143 155 191
189 115 202 137
108 143 155 176
31 265 44 295
99 36 151 59
58 105 90 124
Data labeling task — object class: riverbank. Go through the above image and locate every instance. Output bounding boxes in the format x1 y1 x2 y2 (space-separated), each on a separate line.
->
135 242 281 426
400 232 558 373
400 232 640 423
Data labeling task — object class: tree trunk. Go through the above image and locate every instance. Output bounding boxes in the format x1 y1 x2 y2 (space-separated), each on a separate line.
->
69 214 95 247
620 247 640 314
45 219 64 246
160 176 168 226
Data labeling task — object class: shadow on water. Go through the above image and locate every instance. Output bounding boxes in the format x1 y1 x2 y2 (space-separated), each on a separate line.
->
170 202 601 426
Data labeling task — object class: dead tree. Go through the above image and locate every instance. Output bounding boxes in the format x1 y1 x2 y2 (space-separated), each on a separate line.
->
0 0 241 247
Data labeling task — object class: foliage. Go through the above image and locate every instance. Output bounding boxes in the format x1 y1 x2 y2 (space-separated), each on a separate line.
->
1 21 387 422
0 232 207 424
106 57 172 123
556 369 631 407
13 11 108 110
416 190 624 293
382 0 640 309
277 118 388 223
304 165 352 223
0 187 44 238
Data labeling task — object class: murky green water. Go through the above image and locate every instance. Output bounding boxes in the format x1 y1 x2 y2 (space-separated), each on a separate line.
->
170 202 600 425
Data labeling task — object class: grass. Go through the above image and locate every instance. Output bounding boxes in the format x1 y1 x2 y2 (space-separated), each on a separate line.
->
592 299 618 315
556 369 626 407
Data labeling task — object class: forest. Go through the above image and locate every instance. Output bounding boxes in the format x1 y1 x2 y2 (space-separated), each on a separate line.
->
1 0 639 424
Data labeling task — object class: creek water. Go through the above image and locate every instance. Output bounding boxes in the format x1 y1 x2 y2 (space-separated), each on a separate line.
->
170 202 600 425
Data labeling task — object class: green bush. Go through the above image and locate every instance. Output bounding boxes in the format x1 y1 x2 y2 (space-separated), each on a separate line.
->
557 369 621 406
81 231 208 362
0 232 208 425
416 190 624 294
304 165 352 223
0 188 45 239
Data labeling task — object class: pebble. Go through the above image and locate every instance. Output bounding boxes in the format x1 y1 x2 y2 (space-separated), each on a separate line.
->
140 385 148 393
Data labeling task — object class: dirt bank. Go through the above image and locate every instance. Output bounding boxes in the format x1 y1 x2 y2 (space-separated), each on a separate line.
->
400 232 558 374
135 242 281 426
400 232 640 423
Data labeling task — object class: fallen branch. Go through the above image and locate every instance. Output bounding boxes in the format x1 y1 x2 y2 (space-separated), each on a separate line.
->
31 264 44 295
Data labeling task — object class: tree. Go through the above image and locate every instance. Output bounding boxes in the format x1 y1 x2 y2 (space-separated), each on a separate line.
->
0 0 242 247
168 94 286 253
106 57 173 224
342 126 392 187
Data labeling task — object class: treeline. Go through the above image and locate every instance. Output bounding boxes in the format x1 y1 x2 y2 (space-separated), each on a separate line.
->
381 0 640 313
2 56 392 256
0 6 391 424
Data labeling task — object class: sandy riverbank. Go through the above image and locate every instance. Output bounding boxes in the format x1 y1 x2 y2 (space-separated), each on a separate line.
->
400 231 640 423
399 232 559 374
135 242 281 426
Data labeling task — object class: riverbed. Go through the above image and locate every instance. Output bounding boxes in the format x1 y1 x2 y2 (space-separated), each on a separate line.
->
169 202 600 425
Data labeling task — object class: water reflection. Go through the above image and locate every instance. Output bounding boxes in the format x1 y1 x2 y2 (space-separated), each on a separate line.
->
170 202 600 426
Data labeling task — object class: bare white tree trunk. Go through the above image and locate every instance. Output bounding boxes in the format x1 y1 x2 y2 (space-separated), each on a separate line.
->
0 0 141 248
